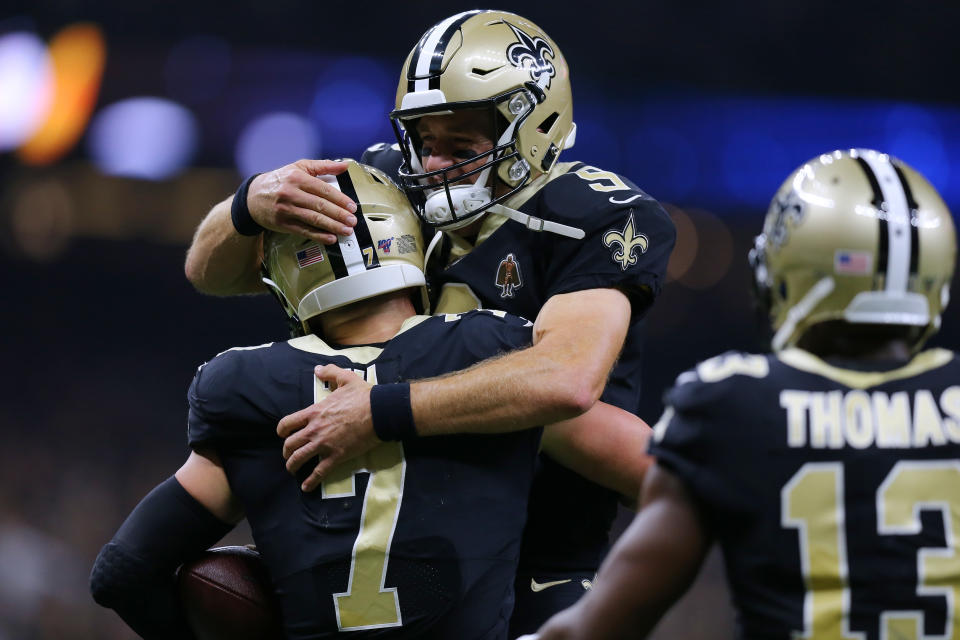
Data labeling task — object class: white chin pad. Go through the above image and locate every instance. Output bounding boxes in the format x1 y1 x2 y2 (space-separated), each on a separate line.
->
423 184 492 227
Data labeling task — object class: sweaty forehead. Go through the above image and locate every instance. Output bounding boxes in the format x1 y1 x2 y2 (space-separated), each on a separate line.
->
415 109 494 139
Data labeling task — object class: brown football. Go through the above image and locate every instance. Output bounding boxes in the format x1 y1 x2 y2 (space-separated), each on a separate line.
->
177 545 284 640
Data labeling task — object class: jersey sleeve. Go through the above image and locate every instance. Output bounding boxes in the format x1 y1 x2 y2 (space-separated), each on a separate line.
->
455 310 534 361
380 311 533 384
648 351 773 522
186 345 288 448
538 166 676 317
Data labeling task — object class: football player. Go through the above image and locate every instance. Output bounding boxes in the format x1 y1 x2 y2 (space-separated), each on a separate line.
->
91 161 650 639
182 10 675 633
529 149 960 639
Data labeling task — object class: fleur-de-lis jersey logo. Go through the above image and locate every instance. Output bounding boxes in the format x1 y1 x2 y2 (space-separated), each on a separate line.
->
603 212 649 270
505 23 556 90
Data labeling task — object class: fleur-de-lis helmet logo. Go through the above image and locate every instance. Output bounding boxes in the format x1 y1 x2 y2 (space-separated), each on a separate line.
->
603 212 649 270
505 23 556 90
767 189 806 249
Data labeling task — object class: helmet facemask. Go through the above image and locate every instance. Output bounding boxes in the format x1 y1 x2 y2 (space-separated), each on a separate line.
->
390 87 540 231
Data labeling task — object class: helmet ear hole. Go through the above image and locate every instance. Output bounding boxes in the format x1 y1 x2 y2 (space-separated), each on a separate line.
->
537 112 559 134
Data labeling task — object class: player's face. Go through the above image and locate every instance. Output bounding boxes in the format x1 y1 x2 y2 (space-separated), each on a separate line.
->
415 110 495 186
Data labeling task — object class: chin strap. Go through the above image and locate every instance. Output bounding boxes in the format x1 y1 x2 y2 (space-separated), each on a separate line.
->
488 203 585 240
422 230 444 274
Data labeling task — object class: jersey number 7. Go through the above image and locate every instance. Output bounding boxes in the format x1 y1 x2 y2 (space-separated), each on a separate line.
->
316 370 406 631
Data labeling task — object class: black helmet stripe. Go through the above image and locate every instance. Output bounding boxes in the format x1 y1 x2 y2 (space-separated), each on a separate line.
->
324 168 380 279
854 156 889 276
336 167 379 269
408 10 483 93
856 152 913 293
324 240 349 280
892 163 921 276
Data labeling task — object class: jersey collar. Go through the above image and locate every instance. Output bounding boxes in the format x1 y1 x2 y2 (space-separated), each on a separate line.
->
286 315 433 359
777 347 954 389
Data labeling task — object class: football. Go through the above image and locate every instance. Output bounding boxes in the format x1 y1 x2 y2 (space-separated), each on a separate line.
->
177 545 284 640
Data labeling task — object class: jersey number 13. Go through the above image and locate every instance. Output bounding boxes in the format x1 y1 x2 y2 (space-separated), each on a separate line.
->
782 461 960 639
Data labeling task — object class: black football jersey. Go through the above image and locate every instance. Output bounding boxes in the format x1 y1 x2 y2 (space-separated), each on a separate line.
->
362 144 676 571
650 348 960 640
187 312 540 640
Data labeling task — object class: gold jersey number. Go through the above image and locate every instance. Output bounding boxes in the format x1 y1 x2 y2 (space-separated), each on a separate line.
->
782 461 960 639
573 165 630 192
315 370 406 630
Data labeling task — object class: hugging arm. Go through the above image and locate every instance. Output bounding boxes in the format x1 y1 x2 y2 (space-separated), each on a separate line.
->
90 451 241 639
281 288 632 490
541 401 653 501
184 159 358 295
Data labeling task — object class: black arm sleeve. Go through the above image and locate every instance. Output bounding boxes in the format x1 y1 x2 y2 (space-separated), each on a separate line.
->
89 476 235 639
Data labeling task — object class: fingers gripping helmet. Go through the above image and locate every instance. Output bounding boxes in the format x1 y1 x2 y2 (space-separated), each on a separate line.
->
750 149 956 352
261 161 428 334
390 9 576 230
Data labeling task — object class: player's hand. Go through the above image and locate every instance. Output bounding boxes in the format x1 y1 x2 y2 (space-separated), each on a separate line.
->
277 364 381 491
247 159 358 244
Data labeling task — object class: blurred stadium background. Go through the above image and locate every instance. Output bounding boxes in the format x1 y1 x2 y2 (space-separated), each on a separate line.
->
2 1 959 637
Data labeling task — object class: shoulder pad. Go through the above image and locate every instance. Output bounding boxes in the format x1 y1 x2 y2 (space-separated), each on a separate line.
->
443 308 534 328
528 168 676 306
359 143 402 181
665 351 773 412
188 343 284 427
538 168 676 261
432 309 533 359
539 164 654 221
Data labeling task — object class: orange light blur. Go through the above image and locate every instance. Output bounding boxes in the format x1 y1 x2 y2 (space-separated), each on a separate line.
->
18 23 106 165
677 208 734 290
664 204 698 282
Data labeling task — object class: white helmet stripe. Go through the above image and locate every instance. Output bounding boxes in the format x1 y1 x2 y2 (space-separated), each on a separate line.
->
322 175 367 276
859 151 912 293
410 10 482 94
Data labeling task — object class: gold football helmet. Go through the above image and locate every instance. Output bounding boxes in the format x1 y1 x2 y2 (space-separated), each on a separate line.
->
389 9 576 230
750 149 956 352
261 161 427 333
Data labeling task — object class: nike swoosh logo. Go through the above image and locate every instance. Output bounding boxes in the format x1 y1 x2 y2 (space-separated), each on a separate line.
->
530 578 572 592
